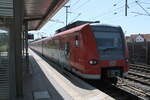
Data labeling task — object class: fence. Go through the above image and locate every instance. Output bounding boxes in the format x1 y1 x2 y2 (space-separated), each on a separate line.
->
127 42 150 64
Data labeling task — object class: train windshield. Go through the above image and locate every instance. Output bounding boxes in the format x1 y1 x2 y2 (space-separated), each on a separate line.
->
93 31 124 60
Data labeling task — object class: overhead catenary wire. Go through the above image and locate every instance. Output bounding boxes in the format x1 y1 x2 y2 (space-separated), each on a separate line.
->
71 0 81 7
67 0 93 24
72 0 92 11
135 0 150 16
49 19 64 24
130 11 150 16
139 1 150 4
71 0 126 22
70 13 82 23
102 7 148 24
90 1 136 20
48 0 149 29
113 0 124 6
89 2 140 23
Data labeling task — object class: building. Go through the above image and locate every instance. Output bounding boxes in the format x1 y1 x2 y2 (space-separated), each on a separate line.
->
128 34 150 42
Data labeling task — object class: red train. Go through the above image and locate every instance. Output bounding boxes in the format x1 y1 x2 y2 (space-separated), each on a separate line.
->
30 21 128 82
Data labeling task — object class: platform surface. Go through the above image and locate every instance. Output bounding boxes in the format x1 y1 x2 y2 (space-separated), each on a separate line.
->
23 49 114 100
23 54 63 100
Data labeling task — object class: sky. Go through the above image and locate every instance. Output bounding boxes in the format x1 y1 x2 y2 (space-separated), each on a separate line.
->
30 0 150 39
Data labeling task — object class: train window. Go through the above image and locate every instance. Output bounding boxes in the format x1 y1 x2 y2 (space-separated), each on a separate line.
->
65 42 70 56
93 31 124 60
74 36 79 48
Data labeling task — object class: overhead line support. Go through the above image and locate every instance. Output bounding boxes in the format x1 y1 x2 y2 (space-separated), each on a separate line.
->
64 5 70 26
125 0 128 16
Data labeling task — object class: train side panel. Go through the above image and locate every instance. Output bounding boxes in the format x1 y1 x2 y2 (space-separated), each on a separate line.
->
30 24 128 80
74 26 100 73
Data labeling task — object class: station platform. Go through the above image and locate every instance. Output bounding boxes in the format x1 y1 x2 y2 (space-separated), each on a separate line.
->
23 54 62 100
22 49 114 100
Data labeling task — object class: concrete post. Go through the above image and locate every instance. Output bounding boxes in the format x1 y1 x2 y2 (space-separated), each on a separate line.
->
9 23 16 100
25 21 29 73
13 0 24 97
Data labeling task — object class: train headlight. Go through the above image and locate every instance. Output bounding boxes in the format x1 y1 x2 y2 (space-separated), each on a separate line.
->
89 59 98 65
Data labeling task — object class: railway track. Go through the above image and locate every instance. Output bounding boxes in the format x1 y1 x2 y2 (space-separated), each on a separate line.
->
117 64 150 99
128 64 150 86
87 80 141 100
125 71 150 86
117 77 150 100
90 64 150 100
86 64 150 99
129 64 150 75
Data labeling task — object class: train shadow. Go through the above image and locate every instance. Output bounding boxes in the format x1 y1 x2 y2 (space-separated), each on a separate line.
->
30 50 97 91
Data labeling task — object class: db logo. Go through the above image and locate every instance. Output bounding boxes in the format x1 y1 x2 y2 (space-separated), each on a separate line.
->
109 61 116 66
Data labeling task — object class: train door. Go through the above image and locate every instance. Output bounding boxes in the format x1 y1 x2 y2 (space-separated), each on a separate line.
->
72 35 80 69
59 38 64 68
57 39 61 64
63 40 71 70
58 38 61 65
59 37 70 70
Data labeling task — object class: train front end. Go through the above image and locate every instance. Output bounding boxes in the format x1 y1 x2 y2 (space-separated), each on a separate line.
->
91 25 128 81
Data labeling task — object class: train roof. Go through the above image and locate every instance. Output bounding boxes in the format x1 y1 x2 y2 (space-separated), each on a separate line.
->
91 24 120 28
31 21 123 44
31 23 89 44
54 24 89 37
55 20 100 33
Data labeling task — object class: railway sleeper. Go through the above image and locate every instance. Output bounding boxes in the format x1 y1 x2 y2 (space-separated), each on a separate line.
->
128 71 150 79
